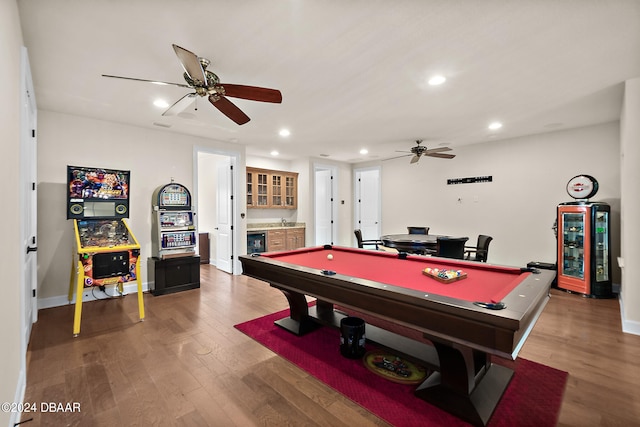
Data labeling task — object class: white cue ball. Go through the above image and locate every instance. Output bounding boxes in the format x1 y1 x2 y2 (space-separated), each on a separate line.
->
327 254 333 260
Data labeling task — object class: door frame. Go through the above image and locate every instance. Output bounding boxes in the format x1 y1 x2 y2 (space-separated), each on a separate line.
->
313 163 338 246
18 46 38 421
215 156 233 273
193 146 241 274
353 165 382 243
20 47 38 342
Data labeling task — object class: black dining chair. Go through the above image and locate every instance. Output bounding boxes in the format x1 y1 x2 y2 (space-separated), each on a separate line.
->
465 235 493 262
436 236 469 259
354 229 383 250
407 226 429 235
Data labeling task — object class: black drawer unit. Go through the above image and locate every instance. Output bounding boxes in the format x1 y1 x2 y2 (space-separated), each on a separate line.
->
148 256 200 296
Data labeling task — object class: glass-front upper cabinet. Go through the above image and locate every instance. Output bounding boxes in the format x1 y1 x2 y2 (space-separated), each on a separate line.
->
256 172 269 206
594 211 609 282
272 174 282 206
285 175 297 208
247 171 253 206
561 212 585 279
246 167 298 209
247 169 270 208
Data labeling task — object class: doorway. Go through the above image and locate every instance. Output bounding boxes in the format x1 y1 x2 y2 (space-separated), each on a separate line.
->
20 46 38 406
195 148 239 274
314 164 338 246
354 166 381 243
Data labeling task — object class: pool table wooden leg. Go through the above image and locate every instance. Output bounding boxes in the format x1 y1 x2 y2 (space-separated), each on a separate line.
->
415 341 513 426
271 285 323 335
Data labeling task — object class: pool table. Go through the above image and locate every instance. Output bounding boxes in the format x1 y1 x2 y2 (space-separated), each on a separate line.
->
240 245 554 426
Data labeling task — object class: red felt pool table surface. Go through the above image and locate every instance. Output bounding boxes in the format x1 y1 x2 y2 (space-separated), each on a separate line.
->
242 245 554 425
262 246 527 303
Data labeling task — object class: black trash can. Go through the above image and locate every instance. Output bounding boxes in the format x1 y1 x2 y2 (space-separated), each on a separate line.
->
340 317 366 359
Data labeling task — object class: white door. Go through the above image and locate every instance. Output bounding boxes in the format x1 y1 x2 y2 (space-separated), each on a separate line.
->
215 157 233 273
315 167 334 245
355 167 381 242
20 47 38 351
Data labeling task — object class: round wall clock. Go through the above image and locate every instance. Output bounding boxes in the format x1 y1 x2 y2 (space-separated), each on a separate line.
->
566 174 598 199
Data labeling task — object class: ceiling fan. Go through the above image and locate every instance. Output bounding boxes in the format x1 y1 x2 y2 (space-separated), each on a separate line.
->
395 140 456 164
102 44 282 125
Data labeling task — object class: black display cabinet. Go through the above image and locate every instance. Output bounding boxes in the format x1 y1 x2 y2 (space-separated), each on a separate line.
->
148 256 200 296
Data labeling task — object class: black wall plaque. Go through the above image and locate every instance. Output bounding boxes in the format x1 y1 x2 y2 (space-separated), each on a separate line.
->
447 176 493 185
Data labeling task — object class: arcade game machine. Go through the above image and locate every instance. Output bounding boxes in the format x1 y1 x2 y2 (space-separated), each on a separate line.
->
148 181 200 295
67 165 145 336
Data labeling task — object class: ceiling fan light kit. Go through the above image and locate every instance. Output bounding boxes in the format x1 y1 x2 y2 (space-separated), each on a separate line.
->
103 44 282 125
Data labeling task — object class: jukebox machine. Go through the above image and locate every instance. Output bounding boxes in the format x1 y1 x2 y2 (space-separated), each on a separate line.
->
67 165 145 336
148 181 200 295
557 174 613 298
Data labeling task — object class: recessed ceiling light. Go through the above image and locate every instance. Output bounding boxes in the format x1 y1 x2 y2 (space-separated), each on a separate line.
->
270 150 279 156
360 148 368 155
279 129 291 137
428 75 446 86
488 122 503 130
153 99 169 108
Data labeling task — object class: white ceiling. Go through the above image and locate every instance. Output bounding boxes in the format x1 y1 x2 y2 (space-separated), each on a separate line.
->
18 0 640 163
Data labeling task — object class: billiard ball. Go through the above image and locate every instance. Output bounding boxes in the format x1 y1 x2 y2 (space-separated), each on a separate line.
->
327 254 333 260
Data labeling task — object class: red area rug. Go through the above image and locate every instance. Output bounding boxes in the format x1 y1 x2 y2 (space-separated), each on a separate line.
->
235 308 568 427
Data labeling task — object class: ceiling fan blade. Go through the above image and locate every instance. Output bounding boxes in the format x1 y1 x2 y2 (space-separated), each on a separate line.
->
172 44 207 86
209 95 250 125
424 147 452 154
102 74 190 88
162 93 197 117
410 155 421 164
426 152 456 159
383 154 412 161
219 84 282 103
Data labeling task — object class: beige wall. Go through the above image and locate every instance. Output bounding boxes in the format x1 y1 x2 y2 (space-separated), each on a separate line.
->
381 122 621 269
1 1 25 425
620 78 640 329
37 111 244 305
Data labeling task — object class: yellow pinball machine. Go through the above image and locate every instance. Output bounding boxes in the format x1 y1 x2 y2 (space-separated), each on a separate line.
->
67 166 144 336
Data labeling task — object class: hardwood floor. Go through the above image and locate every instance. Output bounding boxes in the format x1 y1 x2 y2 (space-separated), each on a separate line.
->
23 265 640 426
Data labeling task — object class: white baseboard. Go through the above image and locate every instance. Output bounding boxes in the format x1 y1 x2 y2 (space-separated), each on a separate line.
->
619 294 640 336
38 282 150 310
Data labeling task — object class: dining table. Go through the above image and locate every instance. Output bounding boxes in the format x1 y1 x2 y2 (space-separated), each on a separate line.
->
380 233 447 254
